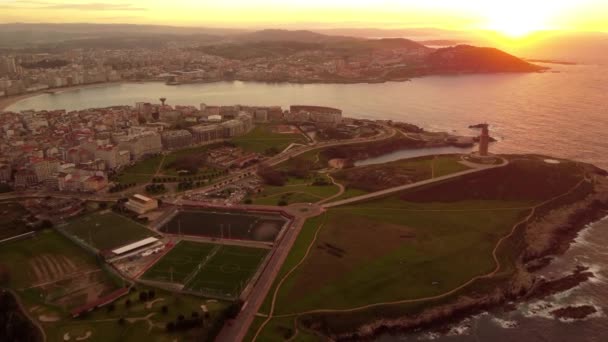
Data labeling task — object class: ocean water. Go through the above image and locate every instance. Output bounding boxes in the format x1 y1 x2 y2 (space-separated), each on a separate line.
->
6 63 608 341
7 63 608 171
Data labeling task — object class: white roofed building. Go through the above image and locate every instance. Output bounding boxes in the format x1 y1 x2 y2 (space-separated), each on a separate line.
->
125 194 159 215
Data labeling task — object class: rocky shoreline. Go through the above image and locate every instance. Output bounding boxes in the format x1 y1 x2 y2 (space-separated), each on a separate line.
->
326 171 608 341
551 305 597 320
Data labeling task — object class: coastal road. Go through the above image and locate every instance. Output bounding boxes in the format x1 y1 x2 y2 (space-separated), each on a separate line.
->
322 158 509 208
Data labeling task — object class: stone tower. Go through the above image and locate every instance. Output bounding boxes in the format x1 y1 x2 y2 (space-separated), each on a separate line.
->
479 124 490 156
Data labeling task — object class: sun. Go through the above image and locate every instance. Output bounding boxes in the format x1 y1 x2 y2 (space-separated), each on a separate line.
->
478 1 555 38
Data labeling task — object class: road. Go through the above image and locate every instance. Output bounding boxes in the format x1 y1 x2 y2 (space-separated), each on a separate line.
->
215 204 323 342
322 158 508 208
164 124 397 201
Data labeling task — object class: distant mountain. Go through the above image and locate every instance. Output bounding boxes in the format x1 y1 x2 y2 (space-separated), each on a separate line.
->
0 23 242 48
426 45 545 73
234 29 357 43
196 37 430 60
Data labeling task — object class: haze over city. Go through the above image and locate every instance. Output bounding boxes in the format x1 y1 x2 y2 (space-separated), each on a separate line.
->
1 0 607 35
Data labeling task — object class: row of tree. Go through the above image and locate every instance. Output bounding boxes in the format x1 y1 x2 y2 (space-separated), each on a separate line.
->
109 182 136 193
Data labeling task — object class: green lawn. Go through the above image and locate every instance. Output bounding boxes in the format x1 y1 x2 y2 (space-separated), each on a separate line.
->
0 229 102 289
141 241 218 284
116 155 164 184
328 187 368 202
273 201 530 314
232 124 306 154
60 211 155 251
44 286 229 342
185 245 268 298
0 229 120 315
250 155 593 340
161 143 223 177
249 177 340 206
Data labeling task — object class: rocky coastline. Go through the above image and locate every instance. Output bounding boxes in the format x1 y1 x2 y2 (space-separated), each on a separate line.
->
323 170 608 341
551 305 597 320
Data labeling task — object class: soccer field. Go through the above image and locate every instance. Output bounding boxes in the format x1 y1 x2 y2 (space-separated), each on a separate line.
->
141 241 218 283
160 210 287 242
185 245 269 298
60 211 155 251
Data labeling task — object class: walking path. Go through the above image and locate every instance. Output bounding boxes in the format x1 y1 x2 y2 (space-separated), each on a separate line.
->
251 175 589 341
315 174 345 205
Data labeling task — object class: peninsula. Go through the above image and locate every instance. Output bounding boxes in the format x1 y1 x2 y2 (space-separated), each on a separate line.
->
0 100 605 342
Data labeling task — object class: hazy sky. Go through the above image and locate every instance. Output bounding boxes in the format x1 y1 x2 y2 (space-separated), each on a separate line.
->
1 0 607 36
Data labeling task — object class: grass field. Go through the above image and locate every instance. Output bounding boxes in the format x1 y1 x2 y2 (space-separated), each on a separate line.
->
61 211 155 251
0 202 31 240
141 241 218 284
333 154 470 193
44 285 229 342
250 156 591 340
273 202 530 314
185 245 268 298
232 124 307 154
161 210 286 242
116 155 164 184
0 229 118 310
249 181 340 205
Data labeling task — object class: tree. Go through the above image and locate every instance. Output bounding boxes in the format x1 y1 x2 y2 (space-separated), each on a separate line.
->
139 291 149 302
191 311 199 318
107 303 115 313
258 165 286 186
161 305 169 315
278 200 288 206
226 300 243 319
118 317 126 325
166 322 175 332
125 299 132 309
244 198 252 204
148 289 156 299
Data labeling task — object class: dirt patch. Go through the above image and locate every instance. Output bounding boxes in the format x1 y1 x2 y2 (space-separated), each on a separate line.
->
75 331 92 341
145 298 165 310
39 314 60 322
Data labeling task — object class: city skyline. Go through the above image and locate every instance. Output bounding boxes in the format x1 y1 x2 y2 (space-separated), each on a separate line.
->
1 0 607 38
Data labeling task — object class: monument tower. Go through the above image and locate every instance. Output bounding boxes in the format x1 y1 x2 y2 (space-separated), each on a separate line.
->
479 124 490 156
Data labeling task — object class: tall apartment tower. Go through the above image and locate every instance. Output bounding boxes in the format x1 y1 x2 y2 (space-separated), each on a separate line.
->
479 124 490 156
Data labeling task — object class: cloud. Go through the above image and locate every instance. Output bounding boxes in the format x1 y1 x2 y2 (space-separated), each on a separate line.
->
5 1 147 11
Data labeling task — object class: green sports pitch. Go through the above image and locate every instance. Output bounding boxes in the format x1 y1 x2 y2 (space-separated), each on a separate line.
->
140 241 217 284
141 241 269 299
60 211 155 251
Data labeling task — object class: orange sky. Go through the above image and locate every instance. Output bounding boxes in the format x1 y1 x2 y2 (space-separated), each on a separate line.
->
1 0 607 37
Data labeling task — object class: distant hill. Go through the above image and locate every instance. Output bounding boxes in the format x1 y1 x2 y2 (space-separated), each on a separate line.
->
426 45 545 73
0 23 241 48
234 29 357 43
